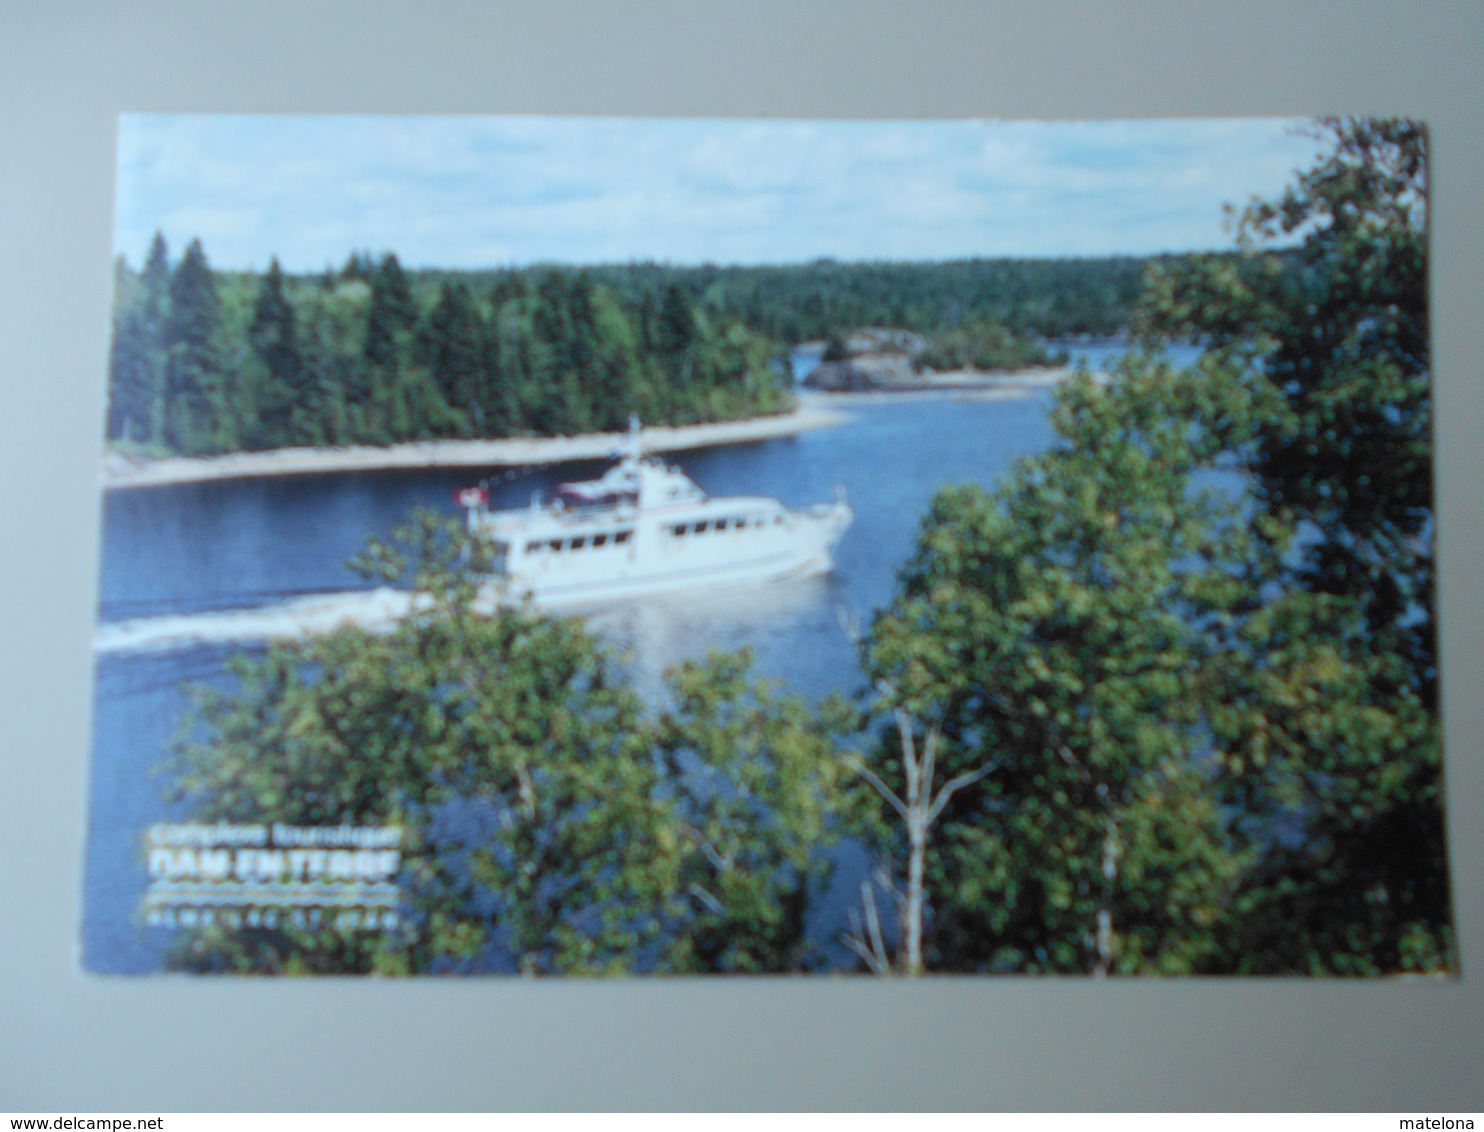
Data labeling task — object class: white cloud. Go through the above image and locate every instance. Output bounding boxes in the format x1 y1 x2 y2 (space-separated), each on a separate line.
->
113 114 1324 271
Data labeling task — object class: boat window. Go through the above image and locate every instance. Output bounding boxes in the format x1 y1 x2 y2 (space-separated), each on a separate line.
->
696 521 709 534
571 537 586 550
548 539 563 552
593 533 608 548
525 541 541 554
671 523 687 537
615 529 632 544
715 518 728 531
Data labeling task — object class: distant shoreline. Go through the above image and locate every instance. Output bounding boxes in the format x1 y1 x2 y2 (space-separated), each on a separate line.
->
101 402 854 491
801 363 1085 403
848 364 1075 394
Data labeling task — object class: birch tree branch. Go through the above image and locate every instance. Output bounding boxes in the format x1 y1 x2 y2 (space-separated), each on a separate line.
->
926 762 999 826
688 883 725 916
845 890 892 976
840 753 910 822
862 881 890 973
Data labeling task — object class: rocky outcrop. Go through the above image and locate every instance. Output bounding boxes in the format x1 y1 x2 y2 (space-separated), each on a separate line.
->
803 361 879 391
803 352 917 391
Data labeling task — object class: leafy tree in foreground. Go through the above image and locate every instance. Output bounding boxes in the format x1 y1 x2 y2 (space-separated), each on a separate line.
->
1138 117 1449 974
857 116 1450 976
837 705 997 976
166 515 848 975
1142 117 1433 695
167 513 682 974
655 650 851 973
864 357 1259 974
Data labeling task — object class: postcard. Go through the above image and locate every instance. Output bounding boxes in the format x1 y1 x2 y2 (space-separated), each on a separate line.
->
85 114 1450 976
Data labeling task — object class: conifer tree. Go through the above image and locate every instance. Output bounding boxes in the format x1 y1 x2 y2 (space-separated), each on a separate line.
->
365 253 416 369
248 256 307 447
340 249 374 283
525 270 589 433
480 286 525 435
355 253 421 442
659 282 698 386
106 260 151 442
586 284 642 432
105 233 172 443
161 238 224 454
417 280 485 433
138 232 172 439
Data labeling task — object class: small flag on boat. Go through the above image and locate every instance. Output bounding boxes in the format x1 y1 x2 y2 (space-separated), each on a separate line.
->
456 485 488 508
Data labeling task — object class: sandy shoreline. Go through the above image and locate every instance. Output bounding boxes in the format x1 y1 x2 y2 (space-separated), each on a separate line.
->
101 402 855 490
99 368 1078 490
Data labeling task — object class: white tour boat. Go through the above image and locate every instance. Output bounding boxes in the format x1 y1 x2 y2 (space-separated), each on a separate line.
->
459 419 853 606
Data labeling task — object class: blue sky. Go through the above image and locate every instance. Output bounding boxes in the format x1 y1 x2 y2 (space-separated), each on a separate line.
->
114 115 1322 272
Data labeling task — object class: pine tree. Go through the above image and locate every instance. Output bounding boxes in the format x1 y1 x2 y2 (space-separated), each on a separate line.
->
106 260 150 442
364 253 416 369
340 249 374 283
659 282 698 385
526 270 587 433
481 286 525 435
161 238 224 454
247 256 307 447
355 253 420 443
417 280 485 433
586 285 641 432
138 232 172 440
105 233 172 443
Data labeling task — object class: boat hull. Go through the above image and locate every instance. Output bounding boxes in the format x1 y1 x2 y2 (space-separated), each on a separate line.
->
482 500 852 609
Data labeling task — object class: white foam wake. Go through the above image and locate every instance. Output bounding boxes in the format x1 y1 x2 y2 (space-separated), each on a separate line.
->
94 588 425 655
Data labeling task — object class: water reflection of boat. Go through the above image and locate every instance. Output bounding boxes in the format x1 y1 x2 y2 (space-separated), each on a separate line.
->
462 418 853 607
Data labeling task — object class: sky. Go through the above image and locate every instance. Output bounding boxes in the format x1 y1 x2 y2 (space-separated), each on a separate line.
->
113 115 1323 272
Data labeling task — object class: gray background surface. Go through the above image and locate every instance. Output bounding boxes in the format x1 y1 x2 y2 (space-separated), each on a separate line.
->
1 0 1480 1111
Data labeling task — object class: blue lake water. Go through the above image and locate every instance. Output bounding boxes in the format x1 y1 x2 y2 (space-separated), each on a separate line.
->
85 385 1083 973
1056 339 1203 373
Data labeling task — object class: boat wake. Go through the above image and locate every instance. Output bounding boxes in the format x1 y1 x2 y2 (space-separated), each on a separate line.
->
93 570 835 658
93 588 425 655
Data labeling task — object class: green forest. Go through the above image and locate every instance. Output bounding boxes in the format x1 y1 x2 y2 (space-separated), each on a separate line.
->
105 234 1172 457
106 247 794 456
531 254 1162 341
166 118 1449 977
